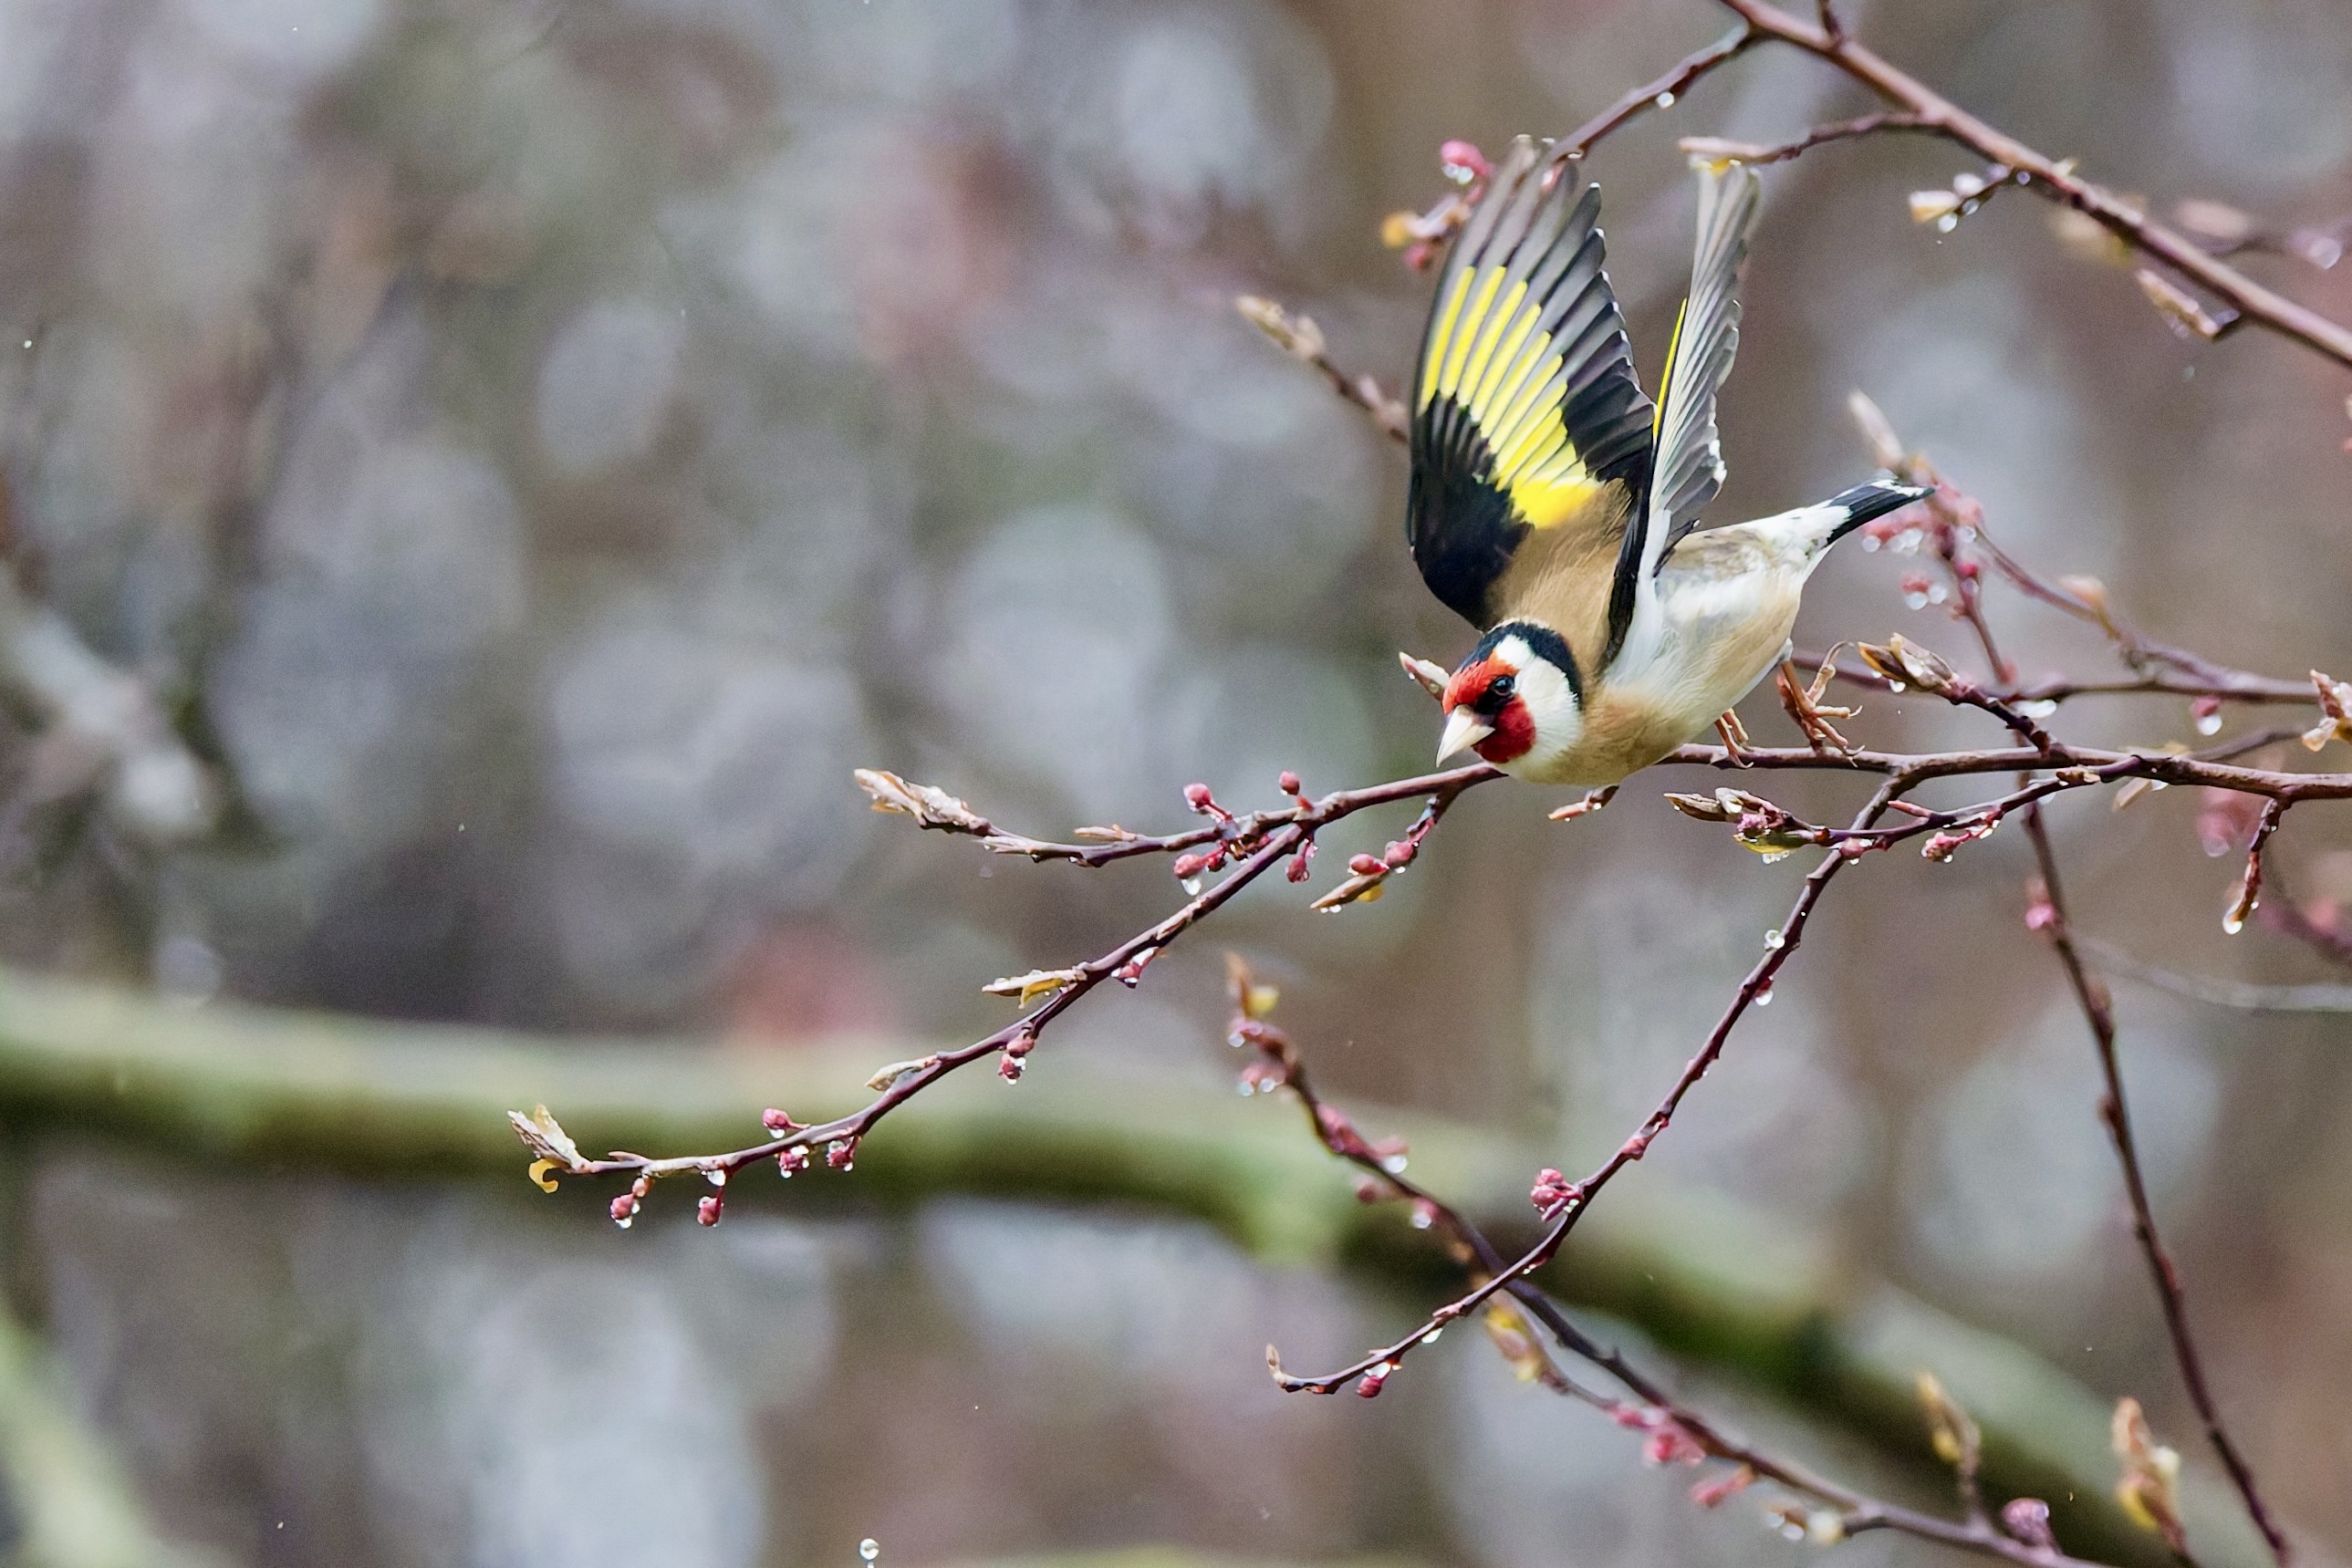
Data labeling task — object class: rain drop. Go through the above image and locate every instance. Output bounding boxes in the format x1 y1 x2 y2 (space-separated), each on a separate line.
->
1654 90 1676 108
1181 877 1203 897
1902 590 1930 610
1422 1326 1444 1344
2222 911 2246 935
1859 535 1881 553
1409 1209 1432 1230
615 1216 633 1230
1381 1154 1410 1174
1936 213 1960 234
1764 928 1785 950
1886 680 1907 694
1759 850 1791 866
2196 711 2223 735
706 1168 727 1187
860 1542 880 1563
2017 700 2059 718
1754 981 1775 1007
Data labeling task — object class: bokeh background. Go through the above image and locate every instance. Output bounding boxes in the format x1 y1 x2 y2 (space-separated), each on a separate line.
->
0 0 2347 1564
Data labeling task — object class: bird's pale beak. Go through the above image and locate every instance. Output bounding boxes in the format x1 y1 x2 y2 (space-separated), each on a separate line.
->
1436 708 1493 764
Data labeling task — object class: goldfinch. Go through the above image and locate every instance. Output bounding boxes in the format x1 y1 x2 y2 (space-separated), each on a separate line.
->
1413 139 1927 784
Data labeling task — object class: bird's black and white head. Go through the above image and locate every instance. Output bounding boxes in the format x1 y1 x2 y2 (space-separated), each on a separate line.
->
1436 621 1584 773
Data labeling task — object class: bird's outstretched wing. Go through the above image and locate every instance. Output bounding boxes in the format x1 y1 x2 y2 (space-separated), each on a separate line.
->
1644 163 1763 556
1407 139 1654 635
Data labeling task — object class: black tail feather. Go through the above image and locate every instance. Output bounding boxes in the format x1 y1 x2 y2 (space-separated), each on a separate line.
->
1823 480 1932 544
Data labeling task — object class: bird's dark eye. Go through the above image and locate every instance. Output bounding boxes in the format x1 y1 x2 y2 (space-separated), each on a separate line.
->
1476 673 1515 713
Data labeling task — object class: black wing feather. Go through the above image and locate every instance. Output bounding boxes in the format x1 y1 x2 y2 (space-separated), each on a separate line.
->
1405 139 1654 632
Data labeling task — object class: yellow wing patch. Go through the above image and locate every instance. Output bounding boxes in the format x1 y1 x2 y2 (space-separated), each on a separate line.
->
1420 262 1601 530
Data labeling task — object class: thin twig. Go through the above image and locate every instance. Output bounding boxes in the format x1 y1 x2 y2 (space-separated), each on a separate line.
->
2079 938 2352 1013
1233 296 1409 442
2024 815 2295 1564
1709 0 2352 372
1270 773 1901 1392
1681 111 1933 167
1234 963 2121 1568
527 768 1495 1202
1931 501 2295 1567
1548 25 1760 163
2255 864 2352 969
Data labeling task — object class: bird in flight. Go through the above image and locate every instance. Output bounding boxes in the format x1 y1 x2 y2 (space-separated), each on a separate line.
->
1410 138 1927 785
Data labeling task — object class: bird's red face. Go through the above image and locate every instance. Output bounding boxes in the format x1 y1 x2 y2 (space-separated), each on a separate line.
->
1439 655 1536 764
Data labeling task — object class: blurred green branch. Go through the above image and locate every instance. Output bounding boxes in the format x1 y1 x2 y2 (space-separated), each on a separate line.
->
0 967 2280 1568
0 1292 224 1568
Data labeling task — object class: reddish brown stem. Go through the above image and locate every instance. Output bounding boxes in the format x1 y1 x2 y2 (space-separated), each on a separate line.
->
1271 774 1899 1393
2024 814 2295 1564
1711 0 2352 373
1240 974 2123 1568
1545 25 1760 163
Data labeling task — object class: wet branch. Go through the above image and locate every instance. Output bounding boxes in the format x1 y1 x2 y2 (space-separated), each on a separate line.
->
1702 0 2352 372
2024 815 2295 1564
1229 959 2120 1568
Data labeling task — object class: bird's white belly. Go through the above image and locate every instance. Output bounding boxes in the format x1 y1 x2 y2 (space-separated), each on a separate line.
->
1506 572 1796 785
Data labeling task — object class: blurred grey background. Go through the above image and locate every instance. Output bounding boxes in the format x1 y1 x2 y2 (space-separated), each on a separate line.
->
0 0 2348 1564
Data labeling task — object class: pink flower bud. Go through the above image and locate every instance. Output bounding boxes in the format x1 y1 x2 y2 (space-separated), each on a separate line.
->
1278 771 1302 794
1382 840 1412 867
778 1146 810 1175
2001 1498 2055 1551
762 1107 797 1132
1530 1168 1581 1213
1355 1361 1396 1397
696 1194 722 1226
1348 853 1385 877
827 1138 858 1169
1642 1425 1704 1466
1438 139 1491 181
999 1053 1025 1082
1171 852 1209 879
1183 782 1213 810
610 1193 639 1224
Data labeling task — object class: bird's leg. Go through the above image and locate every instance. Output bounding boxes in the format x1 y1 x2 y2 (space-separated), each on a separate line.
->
1714 709 1754 765
1776 654 1857 757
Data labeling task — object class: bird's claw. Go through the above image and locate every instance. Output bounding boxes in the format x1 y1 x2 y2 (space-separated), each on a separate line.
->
1777 657 1857 757
1714 710 1755 765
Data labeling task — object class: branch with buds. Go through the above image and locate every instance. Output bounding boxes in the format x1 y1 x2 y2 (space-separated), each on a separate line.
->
1232 956 2125 1568
1221 213 2342 1568
516 35 2352 1553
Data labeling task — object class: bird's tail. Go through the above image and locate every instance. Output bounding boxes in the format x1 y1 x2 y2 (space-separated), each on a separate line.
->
1821 481 1932 545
